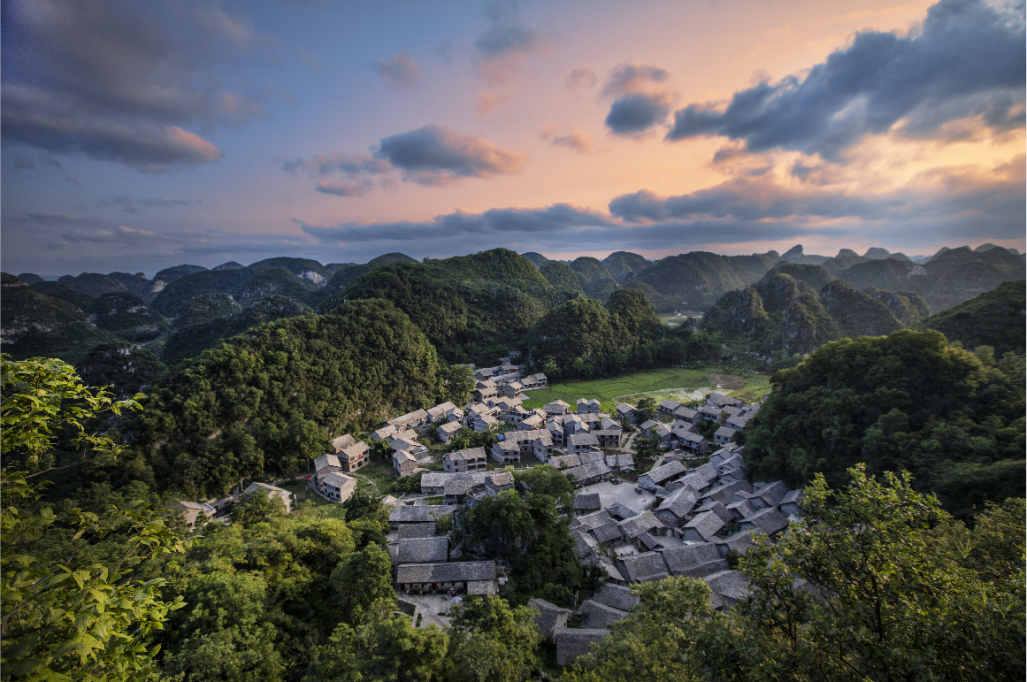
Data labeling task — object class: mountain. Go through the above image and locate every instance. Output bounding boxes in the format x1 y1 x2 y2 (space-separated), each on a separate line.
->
321 252 418 295
88 291 170 343
234 267 318 307
154 264 208 283
245 257 330 287
56 272 128 298
601 251 651 283
539 260 584 292
161 295 313 366
521 252 550 268
32 281 96 311
106 272 165 302
700 267 925 355
916 280 1026 355
630 251 779 311
780 244 830 265
1 273 118 365
76 343 167 399
16 273 44 284
569 257 617 300
150 268 256 317
211 261 245 271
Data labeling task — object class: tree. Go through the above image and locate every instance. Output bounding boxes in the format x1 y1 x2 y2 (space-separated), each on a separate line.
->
635 396 657 423
446 596 542 682
330 543 396 623
514 464 575 509
1 355 186 681
231 487 288 526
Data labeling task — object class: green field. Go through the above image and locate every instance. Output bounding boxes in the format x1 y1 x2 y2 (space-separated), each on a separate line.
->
520 365 772 414
659 315 685 328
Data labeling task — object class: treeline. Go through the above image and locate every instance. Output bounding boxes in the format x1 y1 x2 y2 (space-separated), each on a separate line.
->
742 330 1025 520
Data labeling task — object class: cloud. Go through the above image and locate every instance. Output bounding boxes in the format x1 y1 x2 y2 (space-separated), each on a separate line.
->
539 125 593 153
605 93 675 135
601 63 676 136
566 67 597 91
298 203 613 243
59 225 162 244
99 196 199 212
0 0 274 171
665 0 1026 158
13 154 35 169
24 212 83 223
373 52 421 89
315 180 370 197
283 153 393 177
374 125 526 185
472 9 546 115
40 155 64 169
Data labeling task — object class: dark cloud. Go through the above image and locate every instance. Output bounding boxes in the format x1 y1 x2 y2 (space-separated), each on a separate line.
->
298 203 612 243
98 195 198 212
13 154 35 169
566 67 597 91
605 93 674 135
1 0 273 171
474 23 540 58
315 181 370 197
601 63 675 136
40 155 64 169
374 125 526 185
283 153 392 177
373 52 421 89
665 0 1026 158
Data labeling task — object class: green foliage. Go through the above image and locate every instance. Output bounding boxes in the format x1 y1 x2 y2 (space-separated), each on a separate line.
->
630 251 778 310
916 279 1026 355
126 299 451 498
446 427 498 453
447 596 542 682
232 488 288 526
928 497 1026 584
601 251 652 284
76 342 167 400
1 356 186 681
744 330 1025 518
514 464 575 509
330 544 395 623
634 396 657 423
539 261 585 292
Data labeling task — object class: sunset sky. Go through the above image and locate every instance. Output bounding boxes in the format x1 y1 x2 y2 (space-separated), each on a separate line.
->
2 0 1024 277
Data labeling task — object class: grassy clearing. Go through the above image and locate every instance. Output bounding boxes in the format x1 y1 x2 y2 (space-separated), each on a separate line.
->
355 461 401 495
521 365 772 414
659 315 685 328
279 480 348 519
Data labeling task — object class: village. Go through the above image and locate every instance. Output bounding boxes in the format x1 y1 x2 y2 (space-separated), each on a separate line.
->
175 355 802 668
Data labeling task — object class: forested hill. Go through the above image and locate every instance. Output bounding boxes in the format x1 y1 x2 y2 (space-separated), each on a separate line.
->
742 329 1025 520
115 299 463 498
915 279 1026 355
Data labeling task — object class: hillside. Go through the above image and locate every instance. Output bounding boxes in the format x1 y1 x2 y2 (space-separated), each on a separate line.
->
150 268 257 317
88 291 170 343
233 267 318 307
521 251 550 268
0 273 119 365
569 256 618 300
161 295 313 366
916 280 1026 355
539 260 585 292
631 251 779 311
742 330 1025 520
602 251 651 283
321 252 418 295
123 299 454 498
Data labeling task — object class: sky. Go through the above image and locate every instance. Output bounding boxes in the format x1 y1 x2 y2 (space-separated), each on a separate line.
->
2 0 1024 277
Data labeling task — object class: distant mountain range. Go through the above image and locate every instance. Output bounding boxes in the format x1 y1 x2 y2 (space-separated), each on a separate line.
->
2 244 1022 371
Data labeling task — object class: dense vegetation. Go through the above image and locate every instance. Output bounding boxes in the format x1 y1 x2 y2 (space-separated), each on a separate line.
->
742 330 1025 520
117 299 462 498
916 279 1026 355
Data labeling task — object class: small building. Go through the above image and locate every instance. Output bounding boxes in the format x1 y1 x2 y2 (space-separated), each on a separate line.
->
707 392 743 409
388 409 429 430
704 570 750 610
567 432 601 455
517 413 545 431
490 439 520 465
520 373 548 390
437 420 464 444
577 599 628 629
576 398 601 414
682 510 726 543
658 399 682 415
443 447 488 473
605 453 635 472
371 424 397 441
779 489 803 517
472 414 499 433
337 441 370 472
544 399 570 416
740 507 790 538
319 472 357 503
617 551 670 583
426 401 458 422
574 493 602 515
393 449 420 477
654 486 699 527
638 460 686 492
566 460 612 487
529 598 572 642
661 542 729 579
615 403 637 424
714 426 737 446
395 561 499 596
173 500 215 532
393 536 449 564
243 482 293 513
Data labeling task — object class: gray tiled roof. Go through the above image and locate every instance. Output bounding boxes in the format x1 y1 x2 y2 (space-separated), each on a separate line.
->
528 599 572 641
618 551 670 583
592 583 638 612
656 487 699 520
395 537 449 563
395 561 497 585
574 493 602 511
741 507 789 537
642 460 686 485
618 510 661 539
555 628 607 666
661 542 730 578
389 505 459 523
682 510 726 542
578 599 629 629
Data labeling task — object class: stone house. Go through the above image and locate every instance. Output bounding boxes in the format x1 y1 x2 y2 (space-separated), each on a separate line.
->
174 500 215 531
319 471 357 503
490 439 520 465
544 399 570 416
638 460 686 492
437 420 464 444
443 447 488 473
